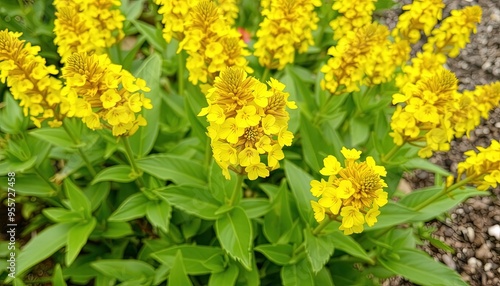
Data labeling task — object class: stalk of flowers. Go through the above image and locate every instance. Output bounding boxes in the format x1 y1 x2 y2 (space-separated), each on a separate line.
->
423 5 482 58
254 0 320 70
321 23 395 94
391 0 444 44
218 0 239 27
390 67 458 158
452 140 500 191
0 29 68 128
329 0 376 41
53 0 125 63
310 148 388 235
198 67 296 180
177 1 251 85
155 0 196 43
395 51 446 89
61 52 152 137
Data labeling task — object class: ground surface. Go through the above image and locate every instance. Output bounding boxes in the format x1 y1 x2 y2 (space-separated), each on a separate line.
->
384 0 500 285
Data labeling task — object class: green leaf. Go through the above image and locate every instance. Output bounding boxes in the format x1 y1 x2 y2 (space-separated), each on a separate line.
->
100 222 133 239
304 230 335 273
313 267 335 286
30 128 75 148
66 218 96 266
17 223 72 276
399 186 486 221
136 154 207 186
299 117 333 172
64 179 91 217
152 245 225 275
263 181 294 244
108 193 149 222
12 174 57 196
240 198 272 219
0 91 28 134
209 160 239 204
209 263 239 286
128 52 162 157
284 160 315 225
365 202 420 231
281 259 314 286
349 116 370 147
91 259 155 284
91 165 134 184
379 249 467 286
155 185 221 220
254 244 293 266
85 182 110 211
43 208 83 223
52 264 67 286
215 206 253 270
131 20 167 51
168 251 192 286
328 231 373 263
146 199 172 233
402 158 451 176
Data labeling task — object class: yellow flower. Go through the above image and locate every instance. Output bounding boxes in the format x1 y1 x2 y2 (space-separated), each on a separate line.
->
310 149 388 235
330 0 376 40
200 67 295 180
54 0 125 63
311 201 325 222
62 53 151 136
0 29 67 127
455 140 500 191
254 0 320 70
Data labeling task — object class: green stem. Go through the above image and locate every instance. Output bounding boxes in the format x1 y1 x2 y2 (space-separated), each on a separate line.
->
412 174 479 211
62 123 97 177
203 139 212 168
312 217 334 235
261 67 270 82
178 51 185 96
34 167 60 193
122 136 146 187
381 144 402 163
229 174 244 206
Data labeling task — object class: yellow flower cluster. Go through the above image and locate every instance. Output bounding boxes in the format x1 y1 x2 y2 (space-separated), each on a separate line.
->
254 0 320 70
424 6 482 58
390 68 458 158
329 0 376 40
53 0 125 63
217 0 239 26
455 140 500 191
392 0 444 44
156 0 196 43
395 51 446 89
61 53 152 136
321 23 396 94
178 1 251 85
199 67 296 180
310 148 388 235
0 29 67 128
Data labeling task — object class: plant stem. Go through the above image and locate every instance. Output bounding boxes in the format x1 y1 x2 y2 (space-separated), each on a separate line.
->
261 67 270 82
381 144 402 163
229 174 244 206
34 167 60 192
203 139 212 168
122 136 146 187
312 217 334 235
178 51 185 96
62 123 97 177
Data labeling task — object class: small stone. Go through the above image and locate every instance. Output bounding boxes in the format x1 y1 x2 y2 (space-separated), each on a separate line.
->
488 225 500 240
476 244 492 260
495 122 500 129
442 254 456 270
468 257 479 267
467 227 475 242
485 262 493 272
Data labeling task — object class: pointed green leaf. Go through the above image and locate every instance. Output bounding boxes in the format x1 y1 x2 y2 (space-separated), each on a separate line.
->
208 263 239 286
304 230 335 273
43 208 83 223
402 158 451 176
284 160 315 225
254 244 293 266
100 221 134 239
365 202 420 231
52 264 67 286
29 128 74 148
64 179 91 216
240 198 272 219
146 199 172 233
154 186 221 220
136 154 207 186
281 259 314 286
131 20 167 51
66 218 96 266
91 165 134 184
84 182 110 211
263 181 294 244
329 231 373 263
91 259 155 283
17 223 72 276
152 245 225 275
168 251 192 286
108 193 149 222
215 206 253 270
209 160 239 204
379 249 467 286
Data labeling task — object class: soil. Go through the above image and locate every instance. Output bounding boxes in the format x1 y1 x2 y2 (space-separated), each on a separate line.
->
383 0 500 285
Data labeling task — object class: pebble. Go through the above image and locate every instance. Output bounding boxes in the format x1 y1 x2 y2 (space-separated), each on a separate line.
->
485 262 493 272
468 257 479 267
476 244 492 260
442 254 456 270
488 225 500 240
467 227 475 242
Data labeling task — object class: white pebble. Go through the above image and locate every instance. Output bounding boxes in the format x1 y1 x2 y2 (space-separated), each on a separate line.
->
485 263 493 272
488 224 500 240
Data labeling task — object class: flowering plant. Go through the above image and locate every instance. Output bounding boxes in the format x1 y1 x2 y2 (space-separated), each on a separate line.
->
1 0 499 285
